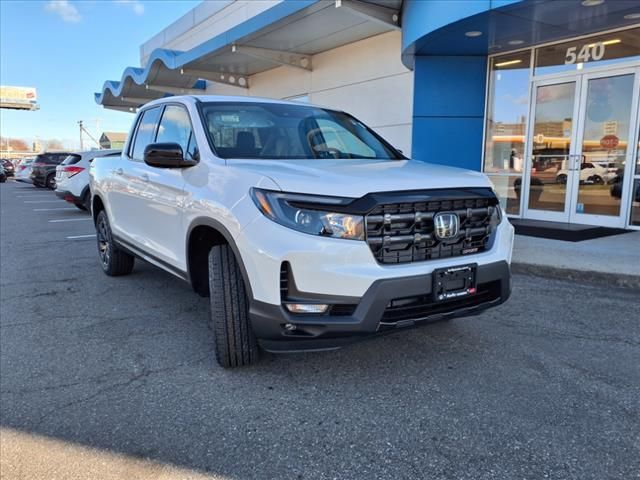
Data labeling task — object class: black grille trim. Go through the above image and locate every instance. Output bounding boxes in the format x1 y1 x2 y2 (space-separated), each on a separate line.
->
365 191 500 265
280 262 290 301
381 280 502 324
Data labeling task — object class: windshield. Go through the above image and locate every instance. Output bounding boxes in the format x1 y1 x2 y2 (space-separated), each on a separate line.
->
200 102 402 160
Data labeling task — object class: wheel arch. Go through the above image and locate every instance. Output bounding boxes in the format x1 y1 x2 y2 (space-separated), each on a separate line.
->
186 217 253 299
92 194 105 224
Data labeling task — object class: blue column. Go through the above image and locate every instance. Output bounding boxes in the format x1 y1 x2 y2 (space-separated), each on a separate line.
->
411 56 487 171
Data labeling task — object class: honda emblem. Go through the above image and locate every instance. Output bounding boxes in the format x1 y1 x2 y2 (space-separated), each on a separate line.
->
433 212 459 240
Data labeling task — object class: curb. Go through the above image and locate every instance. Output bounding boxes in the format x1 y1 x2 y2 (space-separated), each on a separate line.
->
511 262 640 291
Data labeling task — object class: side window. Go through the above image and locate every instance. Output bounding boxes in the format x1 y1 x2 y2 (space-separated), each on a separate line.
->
131 107 162 160
156 105 198 160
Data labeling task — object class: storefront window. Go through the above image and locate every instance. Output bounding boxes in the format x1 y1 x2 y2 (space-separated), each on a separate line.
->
631 126 640 226
484 50 531 215
535 27 640 76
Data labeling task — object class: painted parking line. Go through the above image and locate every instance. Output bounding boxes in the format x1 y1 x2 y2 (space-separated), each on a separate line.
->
34 208 77 212
24 200 64 204
67 234 96 239
49 218 92 223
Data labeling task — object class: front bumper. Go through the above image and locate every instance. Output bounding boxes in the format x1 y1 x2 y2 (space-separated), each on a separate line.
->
238 212 514 305
251 260 511 352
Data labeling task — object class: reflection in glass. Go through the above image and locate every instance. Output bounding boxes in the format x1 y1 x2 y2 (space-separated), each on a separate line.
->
484 51 531 174
528 82 575 212
633 125 640 226
577 74 634 216
630 180 640 226
487 174 521 215
636 123 640 175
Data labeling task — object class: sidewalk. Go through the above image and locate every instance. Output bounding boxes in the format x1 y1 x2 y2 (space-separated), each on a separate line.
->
511 231 640 289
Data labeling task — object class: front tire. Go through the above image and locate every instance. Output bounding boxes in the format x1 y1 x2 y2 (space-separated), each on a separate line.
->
95 210 134 276
46 174 56 189
208 245 258 368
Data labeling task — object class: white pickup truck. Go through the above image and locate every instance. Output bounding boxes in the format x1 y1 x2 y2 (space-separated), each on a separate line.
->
90 95 514 368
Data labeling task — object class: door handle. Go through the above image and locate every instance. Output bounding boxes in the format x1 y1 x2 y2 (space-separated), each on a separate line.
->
140 173 149 182
115 168 123 175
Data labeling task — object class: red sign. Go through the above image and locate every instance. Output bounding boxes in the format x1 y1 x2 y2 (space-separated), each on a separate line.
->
600 135 619 149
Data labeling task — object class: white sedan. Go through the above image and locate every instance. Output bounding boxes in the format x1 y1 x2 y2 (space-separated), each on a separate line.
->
556 162 608 184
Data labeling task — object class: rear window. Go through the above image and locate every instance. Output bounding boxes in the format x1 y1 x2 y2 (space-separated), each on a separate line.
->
36 153 71 164
62 154 82 165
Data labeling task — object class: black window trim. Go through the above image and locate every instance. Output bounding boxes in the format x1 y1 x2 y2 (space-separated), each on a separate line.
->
128 101 199 164
128 105 163 162
154 102 199 162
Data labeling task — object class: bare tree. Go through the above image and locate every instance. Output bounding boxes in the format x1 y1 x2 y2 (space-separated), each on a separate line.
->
44 139 65 150
0 137 30 151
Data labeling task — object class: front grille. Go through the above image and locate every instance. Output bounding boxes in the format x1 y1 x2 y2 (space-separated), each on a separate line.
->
365 194 499 264
381 280 501 324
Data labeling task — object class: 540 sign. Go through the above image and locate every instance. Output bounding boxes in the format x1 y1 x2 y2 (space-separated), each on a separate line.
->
565 42 607 65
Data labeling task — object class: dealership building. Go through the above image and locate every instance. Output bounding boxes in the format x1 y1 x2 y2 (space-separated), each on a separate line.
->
96 0 640 231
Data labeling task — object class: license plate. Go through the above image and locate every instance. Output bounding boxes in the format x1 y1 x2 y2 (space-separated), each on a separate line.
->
433 264 477 302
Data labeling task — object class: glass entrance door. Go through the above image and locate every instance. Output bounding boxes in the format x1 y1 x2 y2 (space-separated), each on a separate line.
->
524 80 581 222
524 67 640 227
570 69 639 227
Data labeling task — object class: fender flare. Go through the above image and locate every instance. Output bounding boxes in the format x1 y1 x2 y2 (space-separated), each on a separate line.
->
185 217 254 300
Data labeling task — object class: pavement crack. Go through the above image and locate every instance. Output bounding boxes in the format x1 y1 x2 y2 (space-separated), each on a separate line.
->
33 355 209 427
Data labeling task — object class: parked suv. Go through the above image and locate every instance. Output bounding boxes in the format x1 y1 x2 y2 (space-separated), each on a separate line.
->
55 149 121 210
15 157 35 183
2 159 15 177
91 96 514 368
30 152 72 189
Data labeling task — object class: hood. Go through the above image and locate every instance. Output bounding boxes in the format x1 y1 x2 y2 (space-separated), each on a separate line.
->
228 159 492 198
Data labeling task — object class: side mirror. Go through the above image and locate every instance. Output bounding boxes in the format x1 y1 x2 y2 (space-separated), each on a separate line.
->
143 142 196 168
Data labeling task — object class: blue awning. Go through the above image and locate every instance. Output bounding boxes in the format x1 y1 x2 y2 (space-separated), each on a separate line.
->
96 0 402 111
401 0 640 69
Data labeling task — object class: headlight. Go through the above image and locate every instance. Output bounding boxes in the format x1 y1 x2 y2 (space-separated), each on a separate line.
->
250 188 364 240
489 203 503 231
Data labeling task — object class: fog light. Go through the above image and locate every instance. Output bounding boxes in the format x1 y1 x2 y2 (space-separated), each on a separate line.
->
284 303 329 314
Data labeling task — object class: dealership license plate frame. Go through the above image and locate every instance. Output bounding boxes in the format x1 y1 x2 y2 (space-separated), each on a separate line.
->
433 264 477 302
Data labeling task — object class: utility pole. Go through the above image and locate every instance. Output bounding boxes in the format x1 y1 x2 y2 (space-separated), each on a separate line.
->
78 120 84 150
77 120 101 149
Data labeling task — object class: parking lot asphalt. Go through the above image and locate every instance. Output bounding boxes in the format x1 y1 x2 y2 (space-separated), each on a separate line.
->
1 179 639 480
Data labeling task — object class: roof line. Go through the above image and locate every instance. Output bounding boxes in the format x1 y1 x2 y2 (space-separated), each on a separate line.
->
95 0 322 106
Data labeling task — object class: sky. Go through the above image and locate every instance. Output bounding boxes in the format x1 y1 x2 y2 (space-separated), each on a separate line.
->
0 0 201 150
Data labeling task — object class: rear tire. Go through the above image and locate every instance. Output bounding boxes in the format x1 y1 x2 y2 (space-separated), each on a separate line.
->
208 245 258 368
95 210 134 276
46 174 56 190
